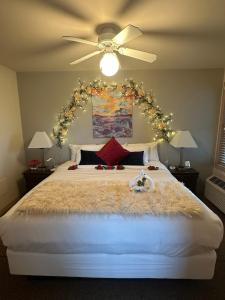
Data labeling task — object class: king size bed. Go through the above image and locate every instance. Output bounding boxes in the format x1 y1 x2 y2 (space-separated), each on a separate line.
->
0 142 223 279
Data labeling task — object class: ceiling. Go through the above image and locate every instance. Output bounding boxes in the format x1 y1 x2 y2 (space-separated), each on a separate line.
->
0 0 225 71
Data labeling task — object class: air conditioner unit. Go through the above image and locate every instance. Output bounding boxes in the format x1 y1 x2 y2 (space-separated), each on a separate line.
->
205 173 225 213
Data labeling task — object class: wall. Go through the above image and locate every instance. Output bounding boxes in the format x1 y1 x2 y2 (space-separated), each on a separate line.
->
0 65 25 212
17 69 224 193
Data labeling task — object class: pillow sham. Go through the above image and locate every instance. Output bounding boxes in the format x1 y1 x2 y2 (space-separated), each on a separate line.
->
69 144 79 162
149 142 159 161
80 150 105 165
69 144 104 163
120 151 144 165
96 137 129 166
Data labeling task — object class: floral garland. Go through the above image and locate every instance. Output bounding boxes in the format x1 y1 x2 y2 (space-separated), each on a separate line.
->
52 79 175 147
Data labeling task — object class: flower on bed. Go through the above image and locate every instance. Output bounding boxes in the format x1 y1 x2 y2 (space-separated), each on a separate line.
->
95 164 104 170
148 165 159 171
116 165 125 170
137 177 147 187
68 165 78 170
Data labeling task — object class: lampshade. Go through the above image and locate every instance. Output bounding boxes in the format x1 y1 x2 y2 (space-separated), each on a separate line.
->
170 131 198 148
28 131 53 149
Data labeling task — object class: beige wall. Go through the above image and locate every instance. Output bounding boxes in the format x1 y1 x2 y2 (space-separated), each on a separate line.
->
17 69 224 193
0 65 25 212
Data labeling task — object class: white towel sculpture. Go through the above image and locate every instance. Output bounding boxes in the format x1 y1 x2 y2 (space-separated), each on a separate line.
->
129 170 155 192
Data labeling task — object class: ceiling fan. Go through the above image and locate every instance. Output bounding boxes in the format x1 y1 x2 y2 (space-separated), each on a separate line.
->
63 24 157 76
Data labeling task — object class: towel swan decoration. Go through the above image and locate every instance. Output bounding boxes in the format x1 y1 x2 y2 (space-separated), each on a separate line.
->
129 170 155 192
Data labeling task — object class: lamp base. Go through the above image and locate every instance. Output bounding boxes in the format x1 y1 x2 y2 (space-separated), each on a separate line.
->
179 147 184 168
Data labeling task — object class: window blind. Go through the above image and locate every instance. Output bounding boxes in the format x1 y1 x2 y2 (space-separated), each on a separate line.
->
217 85 225 169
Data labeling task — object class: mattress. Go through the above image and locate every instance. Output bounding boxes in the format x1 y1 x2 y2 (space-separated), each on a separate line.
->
0 161 223 257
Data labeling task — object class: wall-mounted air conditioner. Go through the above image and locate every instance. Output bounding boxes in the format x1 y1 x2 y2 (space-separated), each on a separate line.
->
205 172 225 213
205 75 225 213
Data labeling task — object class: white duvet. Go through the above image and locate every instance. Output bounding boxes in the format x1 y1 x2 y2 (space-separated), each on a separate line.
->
0 161 223 257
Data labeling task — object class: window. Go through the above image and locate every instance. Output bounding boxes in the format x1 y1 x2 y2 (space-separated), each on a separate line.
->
216 81 225 170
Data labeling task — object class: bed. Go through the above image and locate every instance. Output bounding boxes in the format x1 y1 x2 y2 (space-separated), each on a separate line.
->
0 159 223 279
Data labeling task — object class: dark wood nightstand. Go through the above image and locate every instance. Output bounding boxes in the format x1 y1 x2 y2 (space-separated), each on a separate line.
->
23 168 53 192
169 168 199 194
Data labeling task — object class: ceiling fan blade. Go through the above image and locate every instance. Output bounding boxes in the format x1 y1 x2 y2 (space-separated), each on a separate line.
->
112 24 142 46
70 50 102 65
63 36 98 47
118 47 157 63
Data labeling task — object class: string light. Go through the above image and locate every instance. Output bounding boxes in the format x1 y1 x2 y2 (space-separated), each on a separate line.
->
52 79 175 147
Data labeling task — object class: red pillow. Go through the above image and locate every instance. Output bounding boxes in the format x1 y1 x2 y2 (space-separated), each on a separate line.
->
96 137 129 166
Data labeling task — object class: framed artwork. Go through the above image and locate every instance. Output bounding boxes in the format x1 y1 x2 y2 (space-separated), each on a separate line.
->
92 89 133 138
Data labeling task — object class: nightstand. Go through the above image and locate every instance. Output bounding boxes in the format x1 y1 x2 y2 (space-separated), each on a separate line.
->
23 168 53 192
169 168 199 194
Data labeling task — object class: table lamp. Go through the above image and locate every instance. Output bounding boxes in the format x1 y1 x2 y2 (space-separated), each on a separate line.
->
28 131 53 167
170 130 198 168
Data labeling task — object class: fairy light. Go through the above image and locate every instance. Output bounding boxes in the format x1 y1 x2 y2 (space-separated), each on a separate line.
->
52 79 175 147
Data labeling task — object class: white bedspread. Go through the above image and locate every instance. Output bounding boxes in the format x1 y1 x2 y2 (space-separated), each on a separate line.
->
0 161 223 257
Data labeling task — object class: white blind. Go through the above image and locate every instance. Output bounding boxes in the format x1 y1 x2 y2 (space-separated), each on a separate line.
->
217 85 225 168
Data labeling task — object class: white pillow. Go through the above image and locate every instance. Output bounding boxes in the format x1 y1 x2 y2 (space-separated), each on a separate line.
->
123 142 159 164
69 144 104 164
149 142 159 161
69 144 79 162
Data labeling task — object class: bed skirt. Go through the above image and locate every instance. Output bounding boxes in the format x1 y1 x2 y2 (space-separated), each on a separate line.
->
7 249 216 279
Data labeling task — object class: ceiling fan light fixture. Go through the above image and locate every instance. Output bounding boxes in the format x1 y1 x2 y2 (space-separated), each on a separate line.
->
99 52 119 76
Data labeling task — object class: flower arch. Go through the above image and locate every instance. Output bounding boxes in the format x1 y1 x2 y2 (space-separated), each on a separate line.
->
52 79 175 147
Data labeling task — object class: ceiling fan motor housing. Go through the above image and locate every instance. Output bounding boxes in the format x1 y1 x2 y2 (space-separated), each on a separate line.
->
99 38 117 54
97 25 119 51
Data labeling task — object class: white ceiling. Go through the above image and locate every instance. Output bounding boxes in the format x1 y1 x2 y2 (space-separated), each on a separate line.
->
0 0 225 71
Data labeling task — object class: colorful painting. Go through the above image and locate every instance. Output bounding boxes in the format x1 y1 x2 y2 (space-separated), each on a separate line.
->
92 89 133 138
